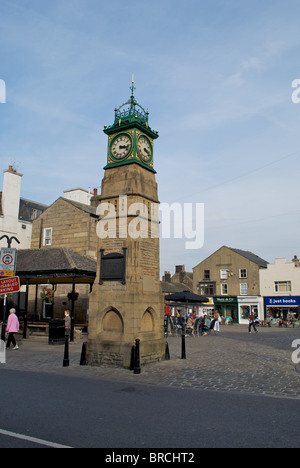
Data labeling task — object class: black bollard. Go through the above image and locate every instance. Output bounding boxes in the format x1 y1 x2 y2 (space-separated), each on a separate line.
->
80 342 87 366
130 345 135 371
181 328 186 360
134 339 141 374
23 313 27 339
165 342 170 361
63 334 70 367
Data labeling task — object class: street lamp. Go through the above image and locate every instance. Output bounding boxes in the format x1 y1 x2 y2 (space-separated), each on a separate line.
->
0 235 20 248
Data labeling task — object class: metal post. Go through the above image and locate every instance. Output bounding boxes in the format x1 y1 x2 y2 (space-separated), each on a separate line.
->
0 235 20 341
134 339 141 374
70 278 75 342
181 325 186 360
63 334 70 367
80 342 87 366
165 342 170 360
23 279 29 339
1 294 7 342
130 345 135 371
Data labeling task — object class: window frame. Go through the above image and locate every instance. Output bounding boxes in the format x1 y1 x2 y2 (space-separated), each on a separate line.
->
274 281 292 293
239 268 247 279
43 227 53 246
220 269 229 280
240 283 248 296
221 283 228 295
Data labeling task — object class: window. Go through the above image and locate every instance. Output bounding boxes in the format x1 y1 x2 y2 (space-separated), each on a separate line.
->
221 283 228 295
30 208 42 220
204 270 210 280
43 228 53 246
240 283 248 295
274 281 292 293
199 282 216 296
220 269 229 279
239 269 247 279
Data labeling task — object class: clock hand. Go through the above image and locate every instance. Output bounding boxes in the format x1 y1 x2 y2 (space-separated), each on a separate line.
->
119 145 129 150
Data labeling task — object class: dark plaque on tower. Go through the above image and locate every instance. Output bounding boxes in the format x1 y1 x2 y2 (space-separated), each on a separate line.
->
99 248 127 285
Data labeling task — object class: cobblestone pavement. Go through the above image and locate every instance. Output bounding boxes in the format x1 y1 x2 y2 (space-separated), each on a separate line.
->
2 325 300 399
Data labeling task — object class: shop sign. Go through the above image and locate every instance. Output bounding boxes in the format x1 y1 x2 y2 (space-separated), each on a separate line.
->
214 297 238 304
265 297 300 307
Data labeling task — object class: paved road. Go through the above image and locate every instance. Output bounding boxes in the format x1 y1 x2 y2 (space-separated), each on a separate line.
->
1 368 300 448
0 325 299 448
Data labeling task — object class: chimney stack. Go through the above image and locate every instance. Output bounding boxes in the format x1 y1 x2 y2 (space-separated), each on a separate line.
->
163 271 171 282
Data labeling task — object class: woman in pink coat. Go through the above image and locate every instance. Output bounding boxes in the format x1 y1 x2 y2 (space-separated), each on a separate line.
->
6 308 19 350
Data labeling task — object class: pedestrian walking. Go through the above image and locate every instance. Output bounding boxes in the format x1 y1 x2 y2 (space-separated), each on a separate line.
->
64 310 71 336
214 311 221 334
6 308 19 350
249 312 258 333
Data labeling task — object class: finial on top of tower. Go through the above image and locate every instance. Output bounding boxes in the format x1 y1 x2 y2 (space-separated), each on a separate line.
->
130 73 136 99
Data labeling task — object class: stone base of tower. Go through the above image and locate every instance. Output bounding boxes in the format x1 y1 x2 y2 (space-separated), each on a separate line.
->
86 338 165 369
86 285 165 369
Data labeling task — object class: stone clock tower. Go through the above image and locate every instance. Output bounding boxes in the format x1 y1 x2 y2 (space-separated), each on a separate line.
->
87 80 165 368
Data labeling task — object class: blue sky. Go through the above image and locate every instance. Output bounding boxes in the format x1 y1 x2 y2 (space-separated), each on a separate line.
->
1 0 300 275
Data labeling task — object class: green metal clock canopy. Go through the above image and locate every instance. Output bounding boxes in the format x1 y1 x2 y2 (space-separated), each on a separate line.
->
103 77 159 140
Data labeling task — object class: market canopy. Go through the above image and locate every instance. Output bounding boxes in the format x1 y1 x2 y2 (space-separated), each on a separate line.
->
15 247 97 285
165 290 209 305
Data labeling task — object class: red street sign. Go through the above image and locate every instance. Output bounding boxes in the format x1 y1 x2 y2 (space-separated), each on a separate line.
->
0 276 20 295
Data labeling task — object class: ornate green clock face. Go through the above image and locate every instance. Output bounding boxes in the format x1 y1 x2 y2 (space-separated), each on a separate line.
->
110 134 132 160
137 135 152 162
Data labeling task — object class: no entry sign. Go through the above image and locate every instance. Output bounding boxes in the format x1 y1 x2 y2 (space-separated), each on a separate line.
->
0 248 17 276
0 276 20 295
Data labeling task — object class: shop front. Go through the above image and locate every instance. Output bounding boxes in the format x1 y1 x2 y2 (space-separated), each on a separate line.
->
214 297 238 323
264 297 300 324
238 296 262 325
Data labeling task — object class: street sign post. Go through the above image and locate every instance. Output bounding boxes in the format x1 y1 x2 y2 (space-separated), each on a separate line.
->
0 240 19 342
0 276 20 341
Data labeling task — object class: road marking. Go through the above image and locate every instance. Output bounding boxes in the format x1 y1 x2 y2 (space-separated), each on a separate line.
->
0 429 72 448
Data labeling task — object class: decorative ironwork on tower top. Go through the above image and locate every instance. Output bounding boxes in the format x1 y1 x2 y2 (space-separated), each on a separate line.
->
103 77 158 139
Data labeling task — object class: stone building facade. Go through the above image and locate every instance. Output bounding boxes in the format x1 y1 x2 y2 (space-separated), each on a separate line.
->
0 166 48 250
193 246 268 323
29 195 98 322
